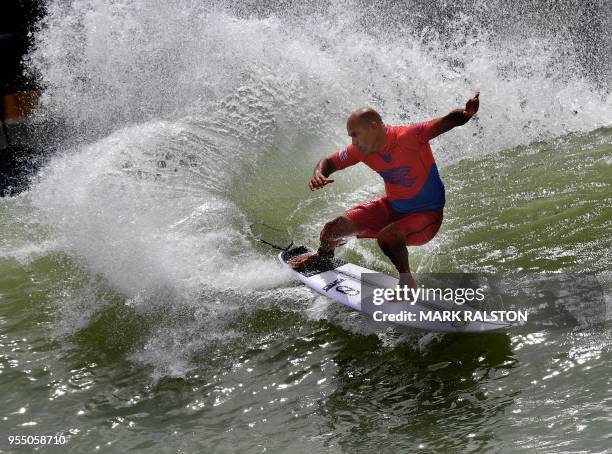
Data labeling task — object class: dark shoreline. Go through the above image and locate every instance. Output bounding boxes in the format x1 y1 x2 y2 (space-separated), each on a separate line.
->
1 1 44 196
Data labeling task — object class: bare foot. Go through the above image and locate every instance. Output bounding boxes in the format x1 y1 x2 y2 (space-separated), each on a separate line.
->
398 273 417 289
288 252 330 270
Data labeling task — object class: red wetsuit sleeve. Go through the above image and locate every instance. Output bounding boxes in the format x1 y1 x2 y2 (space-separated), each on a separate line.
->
329 145 361 170
411 119 437 144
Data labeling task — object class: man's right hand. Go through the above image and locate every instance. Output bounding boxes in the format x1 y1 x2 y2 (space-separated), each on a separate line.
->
309 171 334 191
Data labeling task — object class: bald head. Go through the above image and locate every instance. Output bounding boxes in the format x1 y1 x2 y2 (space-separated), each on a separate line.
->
346 107 387 155
347 107 383 128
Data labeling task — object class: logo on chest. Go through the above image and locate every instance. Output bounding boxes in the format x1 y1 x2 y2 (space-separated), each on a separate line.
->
378 166 417 188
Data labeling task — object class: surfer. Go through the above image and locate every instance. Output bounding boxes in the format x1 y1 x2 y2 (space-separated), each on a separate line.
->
289 92 480 288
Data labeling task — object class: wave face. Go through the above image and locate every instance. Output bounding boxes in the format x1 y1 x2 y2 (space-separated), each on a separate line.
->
28 0 610 146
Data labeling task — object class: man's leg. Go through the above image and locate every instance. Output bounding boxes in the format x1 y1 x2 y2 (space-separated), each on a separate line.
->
318 216 359 254
376 223 417 289
288 216 358 269
379 208 444 288
289 198 390 270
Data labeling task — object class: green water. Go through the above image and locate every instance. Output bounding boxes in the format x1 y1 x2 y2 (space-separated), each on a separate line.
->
1 128 611 452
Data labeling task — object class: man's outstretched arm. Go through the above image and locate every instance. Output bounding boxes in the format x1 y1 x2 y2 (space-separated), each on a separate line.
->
430 91 480 139
309 157 336 191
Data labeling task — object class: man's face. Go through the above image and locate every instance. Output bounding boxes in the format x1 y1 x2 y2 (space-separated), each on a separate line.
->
347 119 378 155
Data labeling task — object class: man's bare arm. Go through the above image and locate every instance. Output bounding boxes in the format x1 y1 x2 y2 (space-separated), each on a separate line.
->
431 91 480 138
309 157 336 191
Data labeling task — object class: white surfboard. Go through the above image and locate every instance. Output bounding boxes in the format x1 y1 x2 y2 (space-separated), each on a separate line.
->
280 246 510 333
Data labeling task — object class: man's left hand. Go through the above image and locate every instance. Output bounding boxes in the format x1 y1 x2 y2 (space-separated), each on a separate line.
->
464 91 480 118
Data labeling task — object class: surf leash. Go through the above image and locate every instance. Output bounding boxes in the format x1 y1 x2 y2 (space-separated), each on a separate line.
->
249 222 294 251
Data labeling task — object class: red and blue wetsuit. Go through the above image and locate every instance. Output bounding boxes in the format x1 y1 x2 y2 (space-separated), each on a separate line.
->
329 121 445 245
